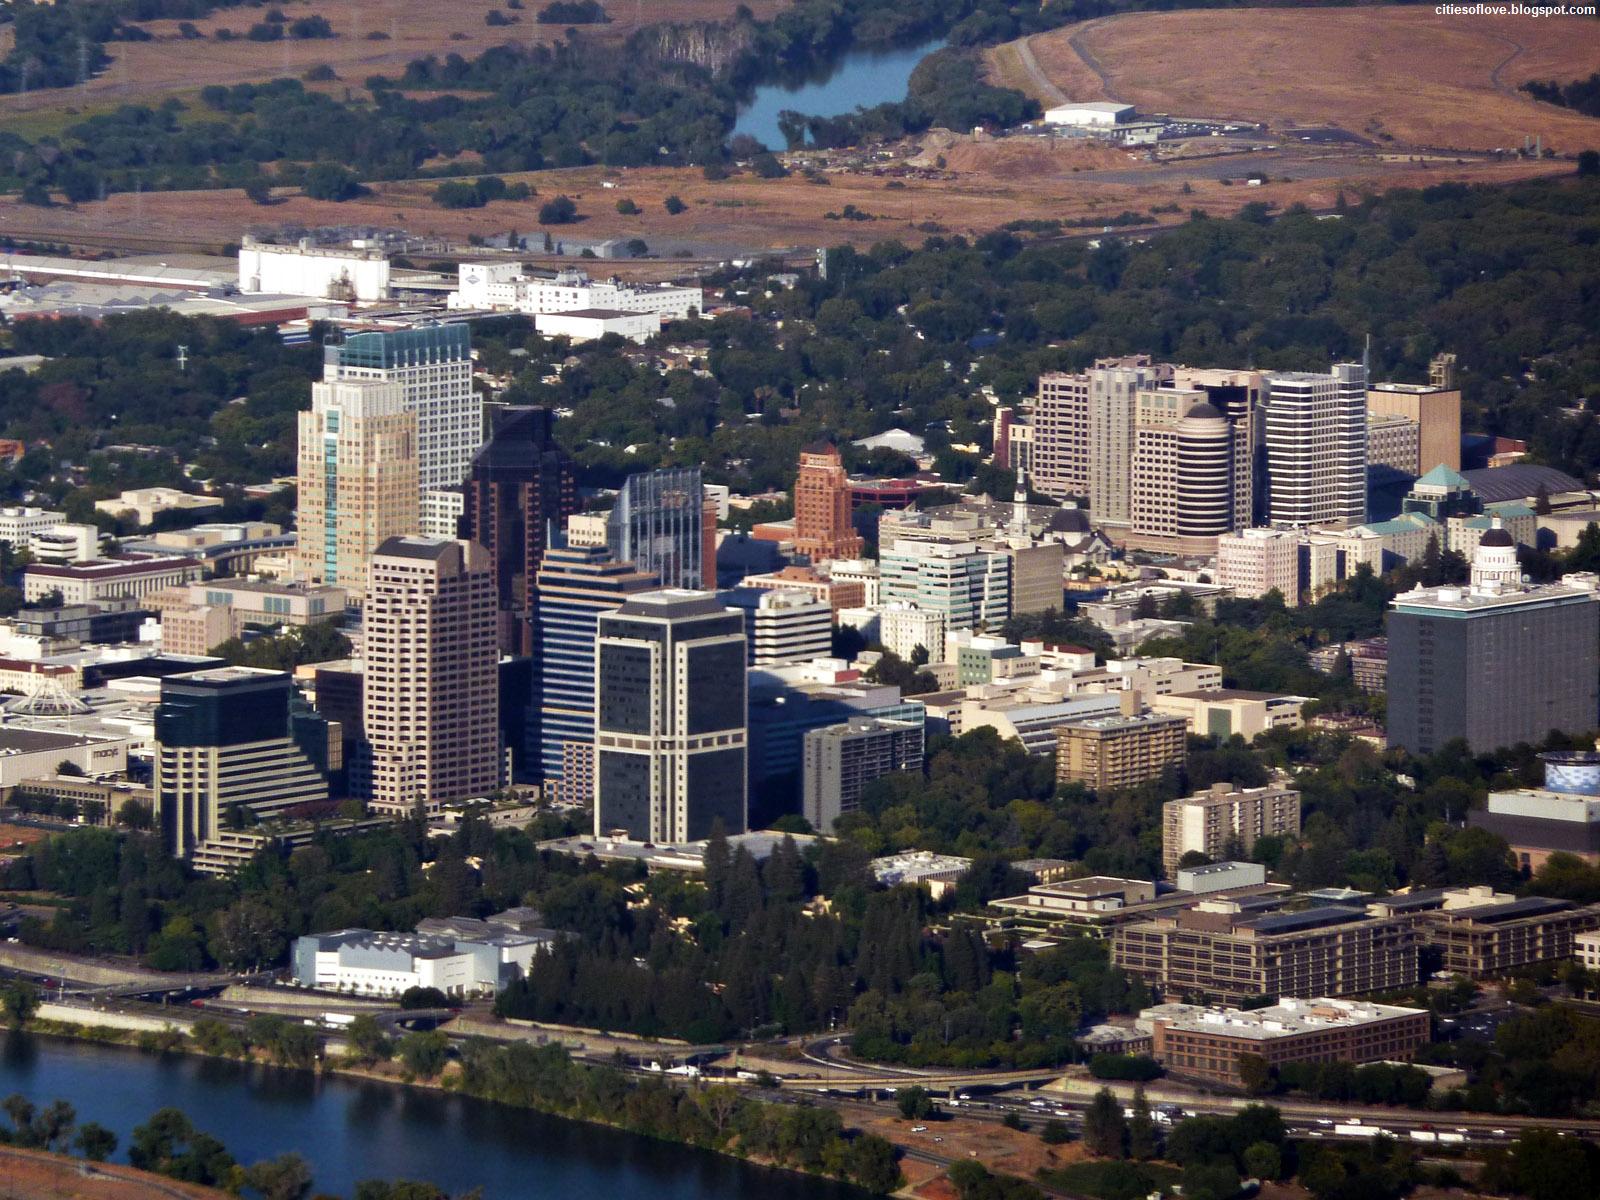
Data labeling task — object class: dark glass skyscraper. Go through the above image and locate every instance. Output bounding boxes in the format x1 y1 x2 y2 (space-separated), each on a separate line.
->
459 405 577 656
595 590 747 841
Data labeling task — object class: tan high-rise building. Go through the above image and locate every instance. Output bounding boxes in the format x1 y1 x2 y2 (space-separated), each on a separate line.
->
364 537 499 816
1129 387 1252 554
1367 380 1461 475
1027 371 1090 500
1056 691 1188 792
296 379 419 602
1162 781 1302 876
792 441 862 563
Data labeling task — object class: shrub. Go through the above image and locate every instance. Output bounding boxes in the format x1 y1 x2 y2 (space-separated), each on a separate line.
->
615 197 639 214
538 195 578 224
302 163 363 201
663 194 686 214
290 16 335 39
537 0 608 22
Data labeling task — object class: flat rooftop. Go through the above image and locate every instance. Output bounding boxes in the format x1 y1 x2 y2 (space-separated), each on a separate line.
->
1146 997 1425 1040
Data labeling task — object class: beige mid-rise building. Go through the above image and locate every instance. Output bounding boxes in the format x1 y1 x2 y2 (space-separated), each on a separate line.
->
1162 781 1302 876
1056 692 1188 792
296 379 419 602
1216 528 1302 605
1367 377 1461 474
364 537 500 815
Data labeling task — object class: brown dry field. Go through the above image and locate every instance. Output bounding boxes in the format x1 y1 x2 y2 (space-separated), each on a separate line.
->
0 1146 230 1200
0 822 54 850
1002 7 1600 152
0 152 1570 259
0 0 789 117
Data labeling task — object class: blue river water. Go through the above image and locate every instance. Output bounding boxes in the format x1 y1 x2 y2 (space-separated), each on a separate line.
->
0 1034 867 1200
732 37 947 151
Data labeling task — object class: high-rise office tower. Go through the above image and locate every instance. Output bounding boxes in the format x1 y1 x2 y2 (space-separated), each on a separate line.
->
879 539 1010 631
1367 376 1462 474
605 467 706 589
364 537 500 815
1087 357 1168 531
594 590 748 841
1262 363 1368 527
792 441 863 562
1129 387 1251 554
1387 535 1600 756
458 405 578 656
532 544 659 799
323 324 481 495
155 666 329 862
295 378 419 601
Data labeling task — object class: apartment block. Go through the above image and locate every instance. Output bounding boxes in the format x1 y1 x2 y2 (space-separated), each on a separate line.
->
802 715 925 833
1056 693 1188 791
1162 782 1302 877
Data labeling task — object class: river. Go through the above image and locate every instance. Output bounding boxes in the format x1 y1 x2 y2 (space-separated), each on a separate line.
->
732 37 947 151
0 1034 868 1200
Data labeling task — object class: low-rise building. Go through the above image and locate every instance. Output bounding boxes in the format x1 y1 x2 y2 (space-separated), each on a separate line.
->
1175 861 1268 894
534 308 661 344
1150 689 1310 740
93 488 224 527
1142 997 1431 1087
0 506 67 549
870 850 972 897
1308 638 1389 693
24 554 203 605
1394 886 1600 978
1113 904 1420 1004
291 926 559 998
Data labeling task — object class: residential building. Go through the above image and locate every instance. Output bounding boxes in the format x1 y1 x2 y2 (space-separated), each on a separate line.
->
364 538 500 815
1143 998 1430 1087
1368 378 1461 473
1113 904 1420 1004
295 377 419 601
802 715 924 833
1387 536 1600 755
879 602 945 662
24 554 203 605
1056 692 1188 791
1261 363 1367 526
792 441 864 563
605 467 708 590
154 666 330 866
1027 370 1090 499
1089 357 1168 531
594 590 748 841
880 540 1009 631
292 927 557 998
1308 638 1388 694
459 405 578 656
323 324 479 495
1151 689 1311 740
1163 782 1302 876
721 587 832 667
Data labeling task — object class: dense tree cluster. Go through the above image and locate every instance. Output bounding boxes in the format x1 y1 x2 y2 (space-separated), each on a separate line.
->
1521 73 1600 118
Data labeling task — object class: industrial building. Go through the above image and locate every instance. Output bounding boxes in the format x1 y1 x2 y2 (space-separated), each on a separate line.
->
534 308 661 344
239 237 391 302
1043 102 1135 127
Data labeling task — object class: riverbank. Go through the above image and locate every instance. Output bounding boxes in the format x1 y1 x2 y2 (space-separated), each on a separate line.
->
0 1144 230 1200
11 1016 895 1197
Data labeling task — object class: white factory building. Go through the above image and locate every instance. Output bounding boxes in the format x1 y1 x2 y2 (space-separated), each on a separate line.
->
535 309 661 344
238 237 391 302
1043 101 1135 128
449 265 702 320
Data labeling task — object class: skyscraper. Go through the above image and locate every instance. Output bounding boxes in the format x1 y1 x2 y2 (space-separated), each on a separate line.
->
1129 387 1251 554
594 589 748 841
364 537 500 815
296 378 419 602
1367 378 1462 474
792 441 863 562
459 405 578 656
605 467 706 589
323 324 481 495
155 666 329 862
1262 363 1368 527
1387 535 1600 756
532 544 659 800
1027 371 1090 500
1087 357 1167 531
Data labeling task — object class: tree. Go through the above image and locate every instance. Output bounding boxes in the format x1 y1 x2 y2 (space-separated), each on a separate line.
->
400 986 449 1010
1579 149 1599 177
615 197 639 215
1127 1086 1159 1160
1083 1087 1126 1158
54 759 85 777
210 897 286 970
1042 1119 1072 1145
663 195 686 215
302 164 362 202
1243 1140 1281 1181
398 1030 451 1079
846 1133 902 1194
74 1122 117 1162
245 1153 313 1200
2 980 38 1028
1237 1052 1275 1095
346 1014 393 1063
896 1085 933 1120
538 196 578 224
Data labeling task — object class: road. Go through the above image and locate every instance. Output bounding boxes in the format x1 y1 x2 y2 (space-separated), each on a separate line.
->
1011 37 1067 107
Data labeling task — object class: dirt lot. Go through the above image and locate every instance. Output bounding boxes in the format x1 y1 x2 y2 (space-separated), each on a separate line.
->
0 1146 229 1200
0 0 789 121
0 823 55 853
995 7 1600 152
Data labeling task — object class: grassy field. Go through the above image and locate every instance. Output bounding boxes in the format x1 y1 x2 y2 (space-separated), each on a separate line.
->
996 7 1600 152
